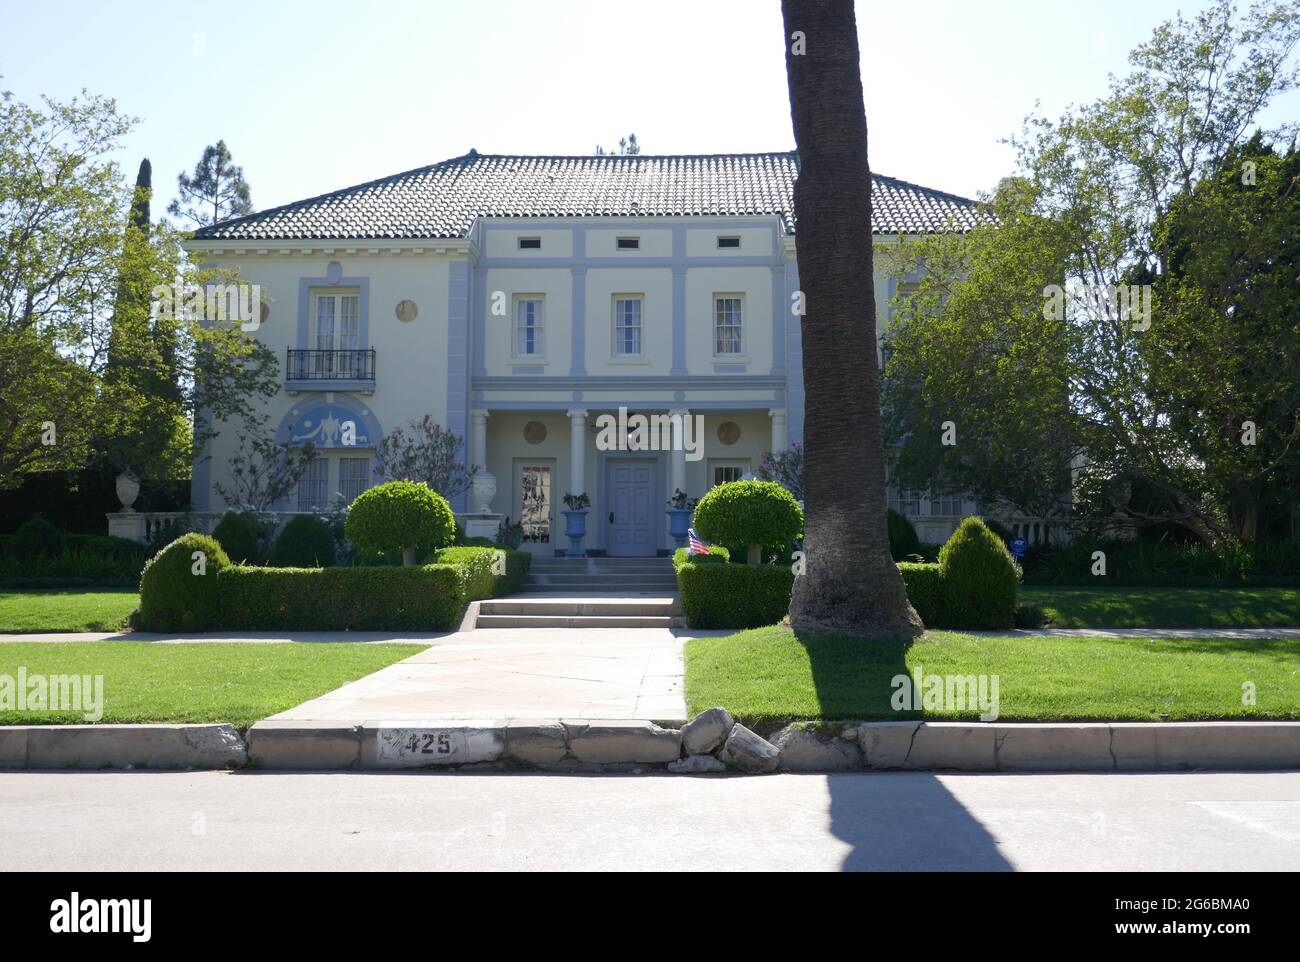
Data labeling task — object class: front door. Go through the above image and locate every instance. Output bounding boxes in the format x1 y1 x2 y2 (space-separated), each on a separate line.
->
606 459 656 557
514 459 555 557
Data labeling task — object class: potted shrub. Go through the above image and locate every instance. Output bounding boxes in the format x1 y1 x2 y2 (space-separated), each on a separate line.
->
665 488 697 549
561 492 591 557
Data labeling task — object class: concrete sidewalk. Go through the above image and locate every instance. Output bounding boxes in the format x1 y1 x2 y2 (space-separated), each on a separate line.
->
269 627 718 723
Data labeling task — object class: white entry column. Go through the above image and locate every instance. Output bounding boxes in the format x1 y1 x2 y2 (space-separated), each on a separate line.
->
768 407 788 455
470 409 490 469
669 408 690 497
567 409 588 497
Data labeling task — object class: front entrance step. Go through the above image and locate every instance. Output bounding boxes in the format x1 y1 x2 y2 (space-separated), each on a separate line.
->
476 615 676 628
517 583 679 593
525 575 679 588
476 594 681 629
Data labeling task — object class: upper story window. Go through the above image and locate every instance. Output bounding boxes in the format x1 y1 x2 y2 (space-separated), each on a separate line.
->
616 237 640 251
518 237 541 250
717 236 741 249
310 289 361 377
713 295 743 355
613 296 643 356
513 296 545 358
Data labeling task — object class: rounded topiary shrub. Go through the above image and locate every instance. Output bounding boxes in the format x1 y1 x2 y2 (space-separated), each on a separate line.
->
937 517 1020 629
212 511 263 564
887 509 921 561
269 515 337 568
9 515 64 561
693 480 803 565
136 533 230 632
345 481 456 566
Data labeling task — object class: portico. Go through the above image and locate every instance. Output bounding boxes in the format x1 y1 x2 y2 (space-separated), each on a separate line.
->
467 400 791 557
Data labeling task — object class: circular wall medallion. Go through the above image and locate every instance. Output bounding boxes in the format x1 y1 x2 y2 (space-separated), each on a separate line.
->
395 299 418 323
524 421 548 444
260 301 271 324
717 421 741 445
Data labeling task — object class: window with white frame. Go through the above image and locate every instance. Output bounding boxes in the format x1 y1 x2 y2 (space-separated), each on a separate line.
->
888 488 921 516
339 457 371 504
710 460 750 487
714 295 743 355
613 296 642 356
513 296 545 358
931 492 963 516
297 458 329 512
311 290 361 377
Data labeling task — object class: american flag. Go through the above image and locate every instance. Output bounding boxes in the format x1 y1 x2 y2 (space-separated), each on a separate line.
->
688 529 710 555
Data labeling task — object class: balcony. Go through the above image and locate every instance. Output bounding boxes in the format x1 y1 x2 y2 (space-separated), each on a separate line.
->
285 348 376 394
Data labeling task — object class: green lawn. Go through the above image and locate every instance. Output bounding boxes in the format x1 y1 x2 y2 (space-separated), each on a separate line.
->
0 590 139 633
684 626 1300 729
0 642 425 728
1019 585 1300 628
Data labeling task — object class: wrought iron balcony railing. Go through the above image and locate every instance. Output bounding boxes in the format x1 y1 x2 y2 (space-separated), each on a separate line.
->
285 348 376 382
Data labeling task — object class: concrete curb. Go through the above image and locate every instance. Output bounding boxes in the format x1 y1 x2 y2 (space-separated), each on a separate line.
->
0 724 247 770
6 720 1300 773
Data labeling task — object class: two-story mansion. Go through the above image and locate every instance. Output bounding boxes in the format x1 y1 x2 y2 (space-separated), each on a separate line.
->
180 150 983 556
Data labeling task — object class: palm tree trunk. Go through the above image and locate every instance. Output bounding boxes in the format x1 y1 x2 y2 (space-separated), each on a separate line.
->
782 0 922 638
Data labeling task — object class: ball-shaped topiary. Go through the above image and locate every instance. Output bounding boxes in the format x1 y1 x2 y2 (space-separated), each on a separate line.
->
693 480 803 565
937 516 1020 629
887 509 921 561
269 514 337 568
9 515 64 561
345 481 455 565
136 533 230 632
212 511 263 564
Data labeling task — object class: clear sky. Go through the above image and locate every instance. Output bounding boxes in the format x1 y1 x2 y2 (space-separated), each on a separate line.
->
2 0 1296 215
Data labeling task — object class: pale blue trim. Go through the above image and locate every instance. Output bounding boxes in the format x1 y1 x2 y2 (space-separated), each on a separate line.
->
569 252 587 375
274 396 384 447
446 260 471 511
785 260 805 446
511 365 546 375
713 363 748 374
285 378 375 395
478 399 780 411
770 264 786 376
670 266 688 377
473 374 784 391
471 265 488 377
478 255 779 270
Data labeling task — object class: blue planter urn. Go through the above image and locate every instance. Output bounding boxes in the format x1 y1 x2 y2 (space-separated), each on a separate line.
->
666 507 693 550
562 509 589 557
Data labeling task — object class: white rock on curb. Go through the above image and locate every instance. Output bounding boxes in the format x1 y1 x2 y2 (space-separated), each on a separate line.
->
718 723 780 773
680 707 734 756
771 726 861 771
667 754 729 774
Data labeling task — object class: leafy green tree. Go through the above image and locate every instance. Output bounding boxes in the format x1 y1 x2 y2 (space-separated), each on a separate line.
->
167 140 253 228
883 0 1300 550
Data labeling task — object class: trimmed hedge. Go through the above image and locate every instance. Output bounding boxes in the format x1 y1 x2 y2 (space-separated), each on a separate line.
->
269 515 337 568
216 564 466 632
888 509 921 561
938 517 1020 629
434 546 531 600
212 512 262 565
898 562 944 626
345 481 456 562
693 481 803 563
136 533 231 632
9 516 63 561
676 562 794 629
672 545 730 569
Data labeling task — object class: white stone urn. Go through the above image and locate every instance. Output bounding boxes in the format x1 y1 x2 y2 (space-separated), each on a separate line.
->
115 471 141 513
470 470 497 514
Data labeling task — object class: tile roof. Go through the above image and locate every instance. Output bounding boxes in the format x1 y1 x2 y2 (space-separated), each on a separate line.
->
193 150 980 241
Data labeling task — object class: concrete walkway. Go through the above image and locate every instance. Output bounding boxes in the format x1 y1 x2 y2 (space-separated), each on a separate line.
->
269 627 720 723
